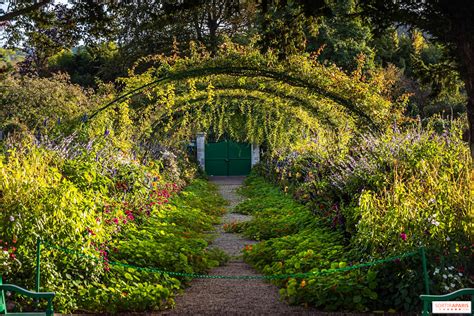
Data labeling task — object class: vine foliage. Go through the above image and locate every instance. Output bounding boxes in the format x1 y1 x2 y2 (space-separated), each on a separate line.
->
90 42 401 151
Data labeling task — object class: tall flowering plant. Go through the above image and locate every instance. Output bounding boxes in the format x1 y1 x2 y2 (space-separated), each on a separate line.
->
0 239 19 276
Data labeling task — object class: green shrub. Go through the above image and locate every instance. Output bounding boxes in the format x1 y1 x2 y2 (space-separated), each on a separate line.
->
241 175 379 312
256 119 473 311
0 138 226 313
0 74 99 135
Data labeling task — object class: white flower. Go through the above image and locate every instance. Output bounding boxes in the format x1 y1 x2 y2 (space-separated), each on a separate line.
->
458 273 463 277
9 216 14 222
442 274 447 279
448 274 453 278
446 236 450 241
444 286 450 291
433 268 440 275
3 251 8 256
450 283 456 288
429 199 436 204
431 219 440 226
448 266 454 270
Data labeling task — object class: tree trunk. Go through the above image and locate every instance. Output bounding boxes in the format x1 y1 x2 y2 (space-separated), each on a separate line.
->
207 1 219 56
457 40 474 162
466 88 474 162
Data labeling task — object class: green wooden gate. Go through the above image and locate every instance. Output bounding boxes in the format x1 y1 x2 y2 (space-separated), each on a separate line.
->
205 140 251 176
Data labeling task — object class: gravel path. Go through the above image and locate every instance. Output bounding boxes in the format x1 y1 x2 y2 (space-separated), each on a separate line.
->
160 176 314 315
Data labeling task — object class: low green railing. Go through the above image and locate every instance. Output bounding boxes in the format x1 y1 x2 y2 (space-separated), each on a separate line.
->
34 239 471 315
36 239 419 280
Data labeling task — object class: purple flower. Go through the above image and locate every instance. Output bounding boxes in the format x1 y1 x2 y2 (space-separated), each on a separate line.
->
104 129 110 137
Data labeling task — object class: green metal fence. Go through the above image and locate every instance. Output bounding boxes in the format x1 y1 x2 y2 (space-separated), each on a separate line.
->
35 239 473 315
35 239 425 281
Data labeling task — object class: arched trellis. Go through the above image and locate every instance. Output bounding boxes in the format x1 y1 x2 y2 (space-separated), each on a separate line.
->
88 66 381 130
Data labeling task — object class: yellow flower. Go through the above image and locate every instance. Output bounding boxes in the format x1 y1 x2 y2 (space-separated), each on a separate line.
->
300 280 307 288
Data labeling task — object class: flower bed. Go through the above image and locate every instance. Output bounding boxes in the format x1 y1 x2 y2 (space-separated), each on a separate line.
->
242 121 472 312
0 142 227 313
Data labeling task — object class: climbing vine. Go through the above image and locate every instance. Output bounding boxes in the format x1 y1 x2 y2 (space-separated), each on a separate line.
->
96 42 402 152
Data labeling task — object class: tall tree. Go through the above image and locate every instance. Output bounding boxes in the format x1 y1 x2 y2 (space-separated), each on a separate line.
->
359 0 474 159
2 1 255 74
2 1 115 75
311 0 375 72
114 0 254 59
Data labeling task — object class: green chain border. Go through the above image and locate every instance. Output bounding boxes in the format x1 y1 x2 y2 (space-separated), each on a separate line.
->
41 240 418 280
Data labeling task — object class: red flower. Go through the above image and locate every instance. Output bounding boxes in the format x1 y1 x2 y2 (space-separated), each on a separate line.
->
400 232 407 241
86 228 95 236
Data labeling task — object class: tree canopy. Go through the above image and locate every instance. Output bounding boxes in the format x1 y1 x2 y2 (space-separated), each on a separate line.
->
1 0 472 158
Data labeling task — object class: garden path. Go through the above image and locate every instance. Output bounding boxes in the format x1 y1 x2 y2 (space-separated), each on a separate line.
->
160 176 314 315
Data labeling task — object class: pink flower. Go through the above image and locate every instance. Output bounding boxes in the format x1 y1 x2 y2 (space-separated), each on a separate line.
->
112 218 119 224
127 214 135 221
400 232 407 241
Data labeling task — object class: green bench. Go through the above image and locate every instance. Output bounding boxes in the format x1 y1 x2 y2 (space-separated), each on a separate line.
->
0 278 54 316
420 288 474 315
